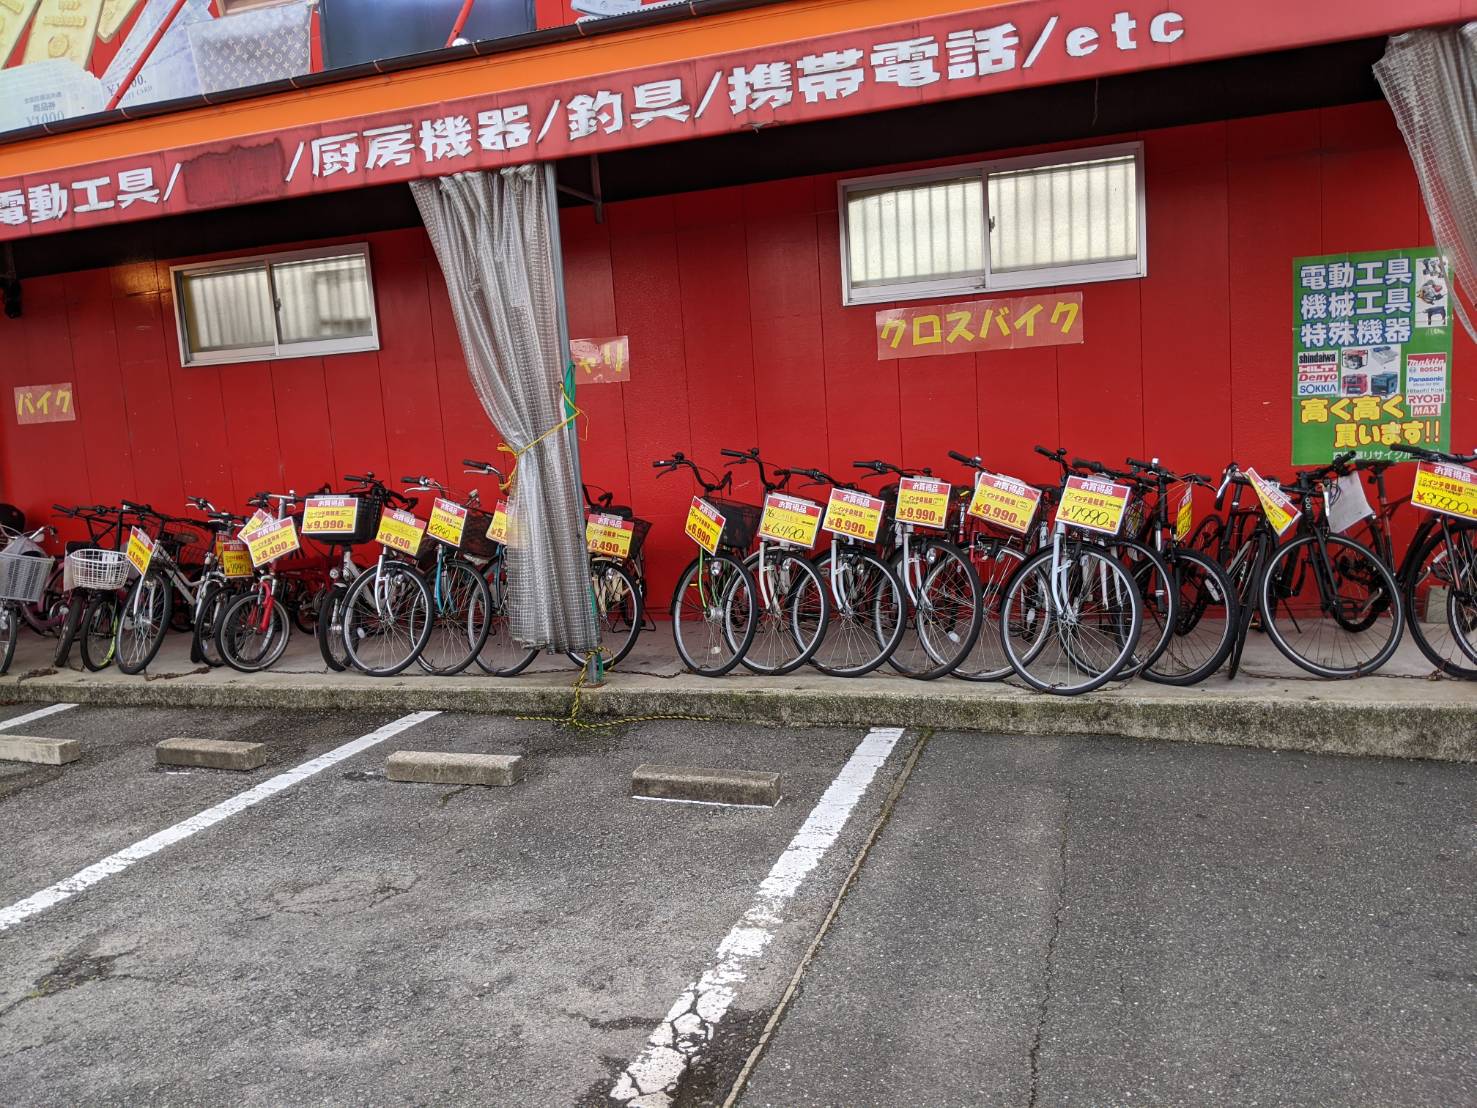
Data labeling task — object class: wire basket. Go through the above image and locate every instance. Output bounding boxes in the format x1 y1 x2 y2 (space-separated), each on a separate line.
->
628 518 652 560
460 506 501 559
0 550 53 603
67 548 130 592
709 498 762 551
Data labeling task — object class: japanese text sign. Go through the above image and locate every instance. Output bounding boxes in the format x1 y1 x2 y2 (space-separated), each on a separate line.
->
301 496 360 535
215 538 253 579
572 336 630 384
685 497 725 554
1293 248 1452 464
375 507 425 555
13 382 75 425
759 493 822 548
486 500 511 546
1411 461 1477 522
1245 468 1300 537
239 509 272 539
1056 476 1131 536
586 513 635 558
822 488 885 544
125 526 154 576
427 498 469 548
877 293 1083 360
968 472 1041 535
241 517 300 567
895 477 952 530
1173 483 1194 541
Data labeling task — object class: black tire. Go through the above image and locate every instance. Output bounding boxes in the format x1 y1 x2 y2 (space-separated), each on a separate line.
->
1404 522 1477 679
315 586 351 672
216 590 292 673
1116 540 1178 681
419 557 493 676
566 558 643 671
53 592 85 668
80 593 119 672
0 603 18 676
291 582 322 635
191 584 231 667
1142 547 1239 686
672 553 756 677
954 541 1030 682
341 561 433 677
887 539 983 680
475 558 539 677
115 571 173 675
740 548 830 675
809 547 905 678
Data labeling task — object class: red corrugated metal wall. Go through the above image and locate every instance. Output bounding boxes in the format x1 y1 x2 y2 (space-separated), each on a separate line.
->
0 102 1462 602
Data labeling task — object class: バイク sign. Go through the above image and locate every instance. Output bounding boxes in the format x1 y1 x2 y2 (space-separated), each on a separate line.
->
877 294 1083 359
1245 467 1300 536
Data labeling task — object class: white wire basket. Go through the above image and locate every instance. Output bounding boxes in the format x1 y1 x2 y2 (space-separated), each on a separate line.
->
66 549 129 592
0 550 54 604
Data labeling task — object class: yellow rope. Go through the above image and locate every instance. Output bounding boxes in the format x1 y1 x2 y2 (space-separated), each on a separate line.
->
517 651 711 731
495 381 587 494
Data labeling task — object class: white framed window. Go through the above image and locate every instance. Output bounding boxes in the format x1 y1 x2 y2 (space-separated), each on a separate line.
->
839 142 1146 305
171 243 380 366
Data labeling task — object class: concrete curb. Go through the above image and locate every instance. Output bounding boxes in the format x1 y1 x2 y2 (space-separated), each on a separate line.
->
1 674 1473 763
0 735 81 765
632 764 782 806
156 737 268 771
386 750 525 787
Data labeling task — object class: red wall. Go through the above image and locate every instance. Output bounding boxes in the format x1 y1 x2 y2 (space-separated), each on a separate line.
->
0 101 1464 600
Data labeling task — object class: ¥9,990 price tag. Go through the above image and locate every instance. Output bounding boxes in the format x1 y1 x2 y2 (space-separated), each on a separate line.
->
1056 476 1132 536
895 476 952 530
302 496 359 535
967 472 1041 535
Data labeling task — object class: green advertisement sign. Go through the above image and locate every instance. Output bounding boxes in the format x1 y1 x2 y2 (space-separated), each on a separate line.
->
1292 247 1452 464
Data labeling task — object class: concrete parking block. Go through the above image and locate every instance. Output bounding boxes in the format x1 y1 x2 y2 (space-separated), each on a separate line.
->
0 735 81 766
385 750 525 787
632 763 781 807
155 737 268 771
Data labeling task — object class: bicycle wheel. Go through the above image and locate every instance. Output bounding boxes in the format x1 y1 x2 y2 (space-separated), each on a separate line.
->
0 603 17 675
418 557 492 676
809 547 904 678
291 581 322 635
566 559 643 671
888 540 983 680
740 548 829 675
672 553 756 677
1117 541 1178 681
115 570 173 675
1403 523 1477 679
315 587 351 672
53 591 85 668
1001 543 1142 695
341 561 433 677
190 583 227 666
1143 547 1239 686
216 591 292 673
954 542 1031 682
80 593 119 672
476 558 540 676
1259 533 1403 678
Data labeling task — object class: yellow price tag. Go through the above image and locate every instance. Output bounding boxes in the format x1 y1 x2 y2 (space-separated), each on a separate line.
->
427 498 469 548
1411 461 1477 521
376 508 425 555
586 513 635 558
822 488 885 543
686 497 725 554
302 496 359 535
1056 476 1132 535
486 500 511 546
968 472 1042 535
895 476 952 530
759 493 823 548
239 509 272 540
126 526 154 575
1244 468 1301 537
1174 483 1194 541
217 539 254 578
242 517 300 568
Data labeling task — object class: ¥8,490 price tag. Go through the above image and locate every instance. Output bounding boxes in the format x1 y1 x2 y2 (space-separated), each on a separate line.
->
685 497 725 554
968 472 1041 535
126 526 155 575
486 500 511 546
1056 476 1132 536
376 508 425 555
242 517 301 568
1411 461 1477 521
822 488 886 543
586 513 635 558
301 496 359 535
1244 468 1301 537
895 476 952 530
427 498 468 548
759 493 823 548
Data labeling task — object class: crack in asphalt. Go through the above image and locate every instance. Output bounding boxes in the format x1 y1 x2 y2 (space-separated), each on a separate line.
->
1027 789 1071 1108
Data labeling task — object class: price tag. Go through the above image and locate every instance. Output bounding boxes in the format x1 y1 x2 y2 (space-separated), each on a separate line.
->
1411 461 1477 521
486 500 511 546
376 508 425 555
238 509 272 541
685 497 725 555
1173 483 1194 541
1326 472 1374 534
242 517 300 567
895 476 952 530
217 538 253 578
427 498 468 548
302 496 359 535
1245 468 1301 537
759 493 823 548
822 488 886 543
1056 476 1132 536
126 526 154 575
968 472 1042 535
586 513 635 558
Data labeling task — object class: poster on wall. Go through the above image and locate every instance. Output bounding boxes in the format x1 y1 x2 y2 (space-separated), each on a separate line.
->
1292 247 1453 465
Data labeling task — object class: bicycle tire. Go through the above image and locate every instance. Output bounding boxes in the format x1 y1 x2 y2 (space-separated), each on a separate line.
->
887 539 983 681
342 561 433 677
419 557 492 676
1402 523 1477 679
809 547 905 678
1116 540 1178 681
80 592 119 672
191 583 223 665
216 591 292 673
672 553 756 677
565 558 643 671
22 562 66 635
316 586 351 672
954 542 1031 683
1142 547 1239 686
0 604 17 676
740 547 830 676
52 592 85 668
115 570 173 675
475 558 540 677
1259 533 1404 678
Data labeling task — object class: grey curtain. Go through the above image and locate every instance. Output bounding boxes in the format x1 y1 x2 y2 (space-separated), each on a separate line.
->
1376 26 1477 339
411 166 597 654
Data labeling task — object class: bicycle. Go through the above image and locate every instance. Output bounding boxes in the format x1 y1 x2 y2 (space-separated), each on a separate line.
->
400 475 494 676
50 503 129 669
460 460 543 677
337 486 434 677
0 527 56 675
214 492 302 673
113 501 215 674
184 497 251 667
575 486 648 672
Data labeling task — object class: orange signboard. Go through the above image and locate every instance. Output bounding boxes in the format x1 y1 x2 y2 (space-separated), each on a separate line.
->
14 382 74 424
876 294 1084 360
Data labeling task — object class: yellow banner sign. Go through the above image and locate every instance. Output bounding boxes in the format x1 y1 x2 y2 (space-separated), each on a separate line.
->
1245 468 1301 537
486 500 511 546
586 513 635 558
126 526 154 575
302 496 359 535
376 508 425 556
968 472 1041 535
822 488 885 543
895 476 952 530
1056 476 1132 536
685 497 725 555
427 498 468 548
242 518 300 568
1411 461 1477 521
759 493 823 548
1174 483 1194 541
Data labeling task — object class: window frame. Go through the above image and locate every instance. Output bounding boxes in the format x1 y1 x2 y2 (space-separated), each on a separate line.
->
837 141 1147 306
170 242 381 367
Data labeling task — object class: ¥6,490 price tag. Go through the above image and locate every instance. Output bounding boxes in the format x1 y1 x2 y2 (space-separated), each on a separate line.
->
895 476 952 530
1411 461 1477 521
427 498 468 548
586 513 635 558
968 472 1041 535
759 493 823 548
126 526 154 575
486 500 511 546
822 488 885 543
1245 468 1301 537
685 497 725 555
376 508 425 555
1056 476 1132 536
242 517 300 568
302 496 359 535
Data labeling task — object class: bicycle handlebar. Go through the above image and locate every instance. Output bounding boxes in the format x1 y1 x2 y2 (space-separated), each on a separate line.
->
948 450 983 469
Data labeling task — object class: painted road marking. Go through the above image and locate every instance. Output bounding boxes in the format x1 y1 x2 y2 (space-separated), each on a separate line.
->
0 711 440 933
0 703 77 732
610 726 906 1105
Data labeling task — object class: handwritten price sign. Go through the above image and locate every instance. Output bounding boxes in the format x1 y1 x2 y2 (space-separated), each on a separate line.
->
376 508 425 555
822 488 885 543
486 500 511 546
1056 476 1132 536
586 513 635 558
968 472 1041 535
685 497 726 554
427 498 468 548
216 538 254 578
126 526 154 576
896 476 951 530
1245 468 1301 537
302 496 359 535
241 517 300 568
1412 461 1477 521
759 493 823 548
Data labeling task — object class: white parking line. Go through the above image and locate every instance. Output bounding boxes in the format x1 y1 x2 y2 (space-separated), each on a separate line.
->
610 726 906 1105
0 703 77 732
0 710 440 933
